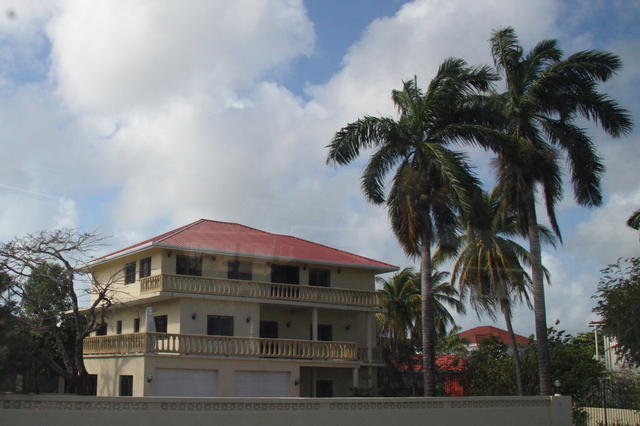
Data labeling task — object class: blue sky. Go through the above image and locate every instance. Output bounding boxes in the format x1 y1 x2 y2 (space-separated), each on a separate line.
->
0 0 638 336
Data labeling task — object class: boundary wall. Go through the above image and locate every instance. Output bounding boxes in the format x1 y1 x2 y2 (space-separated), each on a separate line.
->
0 394 571 426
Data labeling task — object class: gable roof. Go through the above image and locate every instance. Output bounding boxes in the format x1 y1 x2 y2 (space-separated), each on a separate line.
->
458 325 531 347
89 219 398 272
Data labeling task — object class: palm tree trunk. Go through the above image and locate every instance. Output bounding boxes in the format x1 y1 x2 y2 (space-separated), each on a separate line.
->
502 300 523 395
421 241 436 397
525 188 552 395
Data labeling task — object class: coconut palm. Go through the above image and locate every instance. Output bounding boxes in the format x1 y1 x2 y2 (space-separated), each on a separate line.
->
627 209 640 230
488 27 633 394
327 59 498 395
435 189 555 395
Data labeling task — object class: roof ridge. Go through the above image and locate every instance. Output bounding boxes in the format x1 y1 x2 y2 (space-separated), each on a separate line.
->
274 233 397 269
154 218 207 243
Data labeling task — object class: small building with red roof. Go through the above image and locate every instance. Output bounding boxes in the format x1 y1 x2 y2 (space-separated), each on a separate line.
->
458 326 531 352
83 219 397 398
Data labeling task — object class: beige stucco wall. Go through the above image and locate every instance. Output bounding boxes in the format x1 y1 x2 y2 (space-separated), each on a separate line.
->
84 356 147 397
0 395 573 426
94 298 181 336
178 298 259 337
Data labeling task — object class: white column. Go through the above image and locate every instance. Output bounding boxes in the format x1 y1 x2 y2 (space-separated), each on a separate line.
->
352 367 359 388
311 308 318 340
366 313 373 363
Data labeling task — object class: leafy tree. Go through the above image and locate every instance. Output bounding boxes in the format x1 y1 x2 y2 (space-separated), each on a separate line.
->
466 337 517 395
0 229 118 394
328 59 499 395
488 27 632 394
436 325 469 357
593 257 640 367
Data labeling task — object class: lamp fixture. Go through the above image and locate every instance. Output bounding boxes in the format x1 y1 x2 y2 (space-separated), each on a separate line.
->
191 313 197 320
246 316 251 323
345 324 351 331
167 251 172 258
286 321 292 328
337 268 342 274
147 375 153 383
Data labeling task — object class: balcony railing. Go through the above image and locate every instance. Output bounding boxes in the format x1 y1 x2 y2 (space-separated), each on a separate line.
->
83 333 358 361
357 346 384 365
140 274 383 309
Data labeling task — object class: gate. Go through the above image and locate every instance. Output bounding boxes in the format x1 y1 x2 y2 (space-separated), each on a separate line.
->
574 378 640 425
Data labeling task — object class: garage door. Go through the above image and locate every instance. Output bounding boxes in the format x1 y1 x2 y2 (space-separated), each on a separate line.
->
234 371 291 397
154 369 217 397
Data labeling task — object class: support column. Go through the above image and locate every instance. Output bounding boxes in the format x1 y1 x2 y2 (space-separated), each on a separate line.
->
366 313 373 363
311 308 318 341
311 368 317 398
352 367 359 389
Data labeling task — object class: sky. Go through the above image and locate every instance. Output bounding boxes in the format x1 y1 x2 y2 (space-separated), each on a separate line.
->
0 0 638 337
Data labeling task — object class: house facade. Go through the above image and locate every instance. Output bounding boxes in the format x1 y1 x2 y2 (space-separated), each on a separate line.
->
83 219 396 397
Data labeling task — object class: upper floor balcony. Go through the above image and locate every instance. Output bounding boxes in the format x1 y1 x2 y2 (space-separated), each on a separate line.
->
139 274 384 310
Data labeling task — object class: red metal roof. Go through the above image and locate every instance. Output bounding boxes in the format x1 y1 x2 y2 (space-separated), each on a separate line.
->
90 219 397 271
458 326 531 347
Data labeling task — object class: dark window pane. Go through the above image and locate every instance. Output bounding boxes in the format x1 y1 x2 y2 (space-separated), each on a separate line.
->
207 315 233 336
176 255 202 276
271 264 299 284
96 323 107 336
228 260 252 280
87 375 97 396
309 268 330 287
133 318 140 333
116 320 122 335
139 257 151 278
318 324 332 341
119 375 133 396
124 262 136 284
259 321 278 338
154 315 168 333
316 380 333 397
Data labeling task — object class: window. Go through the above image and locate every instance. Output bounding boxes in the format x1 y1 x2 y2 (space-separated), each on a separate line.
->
309 268 330 287
96 323 107 336
271 264 299 284
119 375 133 396
154 315 168 333
116 320 122 334
176 254 202 276
133 318 140 333
207 315 233 336
228 260 252 280
124 262 136 284
317 324 333 341
259 321 278 338
139 257 151 278
87 374 98 396
316 380 333 398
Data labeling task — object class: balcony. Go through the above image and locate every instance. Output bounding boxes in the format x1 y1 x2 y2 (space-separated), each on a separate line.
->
83 333 359 362
139 274 383 309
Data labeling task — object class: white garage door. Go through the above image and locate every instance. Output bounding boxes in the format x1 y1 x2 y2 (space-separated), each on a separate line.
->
234 371 291 397
154 369 217 397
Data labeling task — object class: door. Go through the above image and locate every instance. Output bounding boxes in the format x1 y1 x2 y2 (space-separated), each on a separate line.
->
234 371 291 397
154 369 217 397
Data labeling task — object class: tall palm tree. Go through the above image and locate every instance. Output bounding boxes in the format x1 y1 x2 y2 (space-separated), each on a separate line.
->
435 189 555 395
327 59 498 395
488 27 633 394
627 208 640 230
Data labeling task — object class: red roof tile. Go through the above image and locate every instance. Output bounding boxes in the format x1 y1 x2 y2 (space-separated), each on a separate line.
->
90 219 397 271
458 326 531 347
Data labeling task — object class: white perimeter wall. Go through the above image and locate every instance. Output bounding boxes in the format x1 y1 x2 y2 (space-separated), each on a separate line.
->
1 395 571 426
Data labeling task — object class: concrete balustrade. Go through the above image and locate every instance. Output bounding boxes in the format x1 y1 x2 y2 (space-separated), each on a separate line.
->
83 332 358 361
140 274 383 309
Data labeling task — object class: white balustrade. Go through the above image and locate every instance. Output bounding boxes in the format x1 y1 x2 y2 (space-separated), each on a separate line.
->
83 333 358 361
139 274 383 308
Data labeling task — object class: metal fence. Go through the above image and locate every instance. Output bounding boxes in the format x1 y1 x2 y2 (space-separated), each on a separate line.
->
574 378 640 426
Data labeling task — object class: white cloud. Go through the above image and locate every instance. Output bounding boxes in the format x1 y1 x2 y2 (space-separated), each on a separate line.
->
47 0 314 114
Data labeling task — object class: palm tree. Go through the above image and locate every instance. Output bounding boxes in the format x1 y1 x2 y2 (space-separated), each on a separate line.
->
436 325 469 357
327 59 498 395
488 27 633 394
627 209 640 230
435 189 555 395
